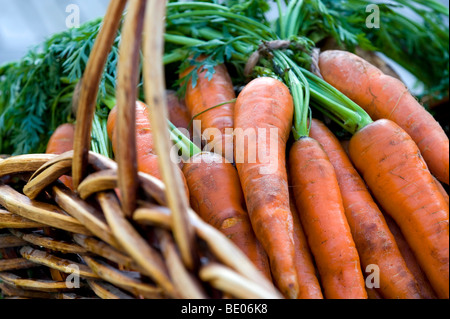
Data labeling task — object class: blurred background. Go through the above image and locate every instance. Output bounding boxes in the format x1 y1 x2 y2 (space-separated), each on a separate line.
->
0 0 449 92
0 0 110 63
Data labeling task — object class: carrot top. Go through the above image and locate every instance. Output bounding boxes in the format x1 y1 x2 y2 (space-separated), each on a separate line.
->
273 50 374 138
302 68 373 134
164 2 375 139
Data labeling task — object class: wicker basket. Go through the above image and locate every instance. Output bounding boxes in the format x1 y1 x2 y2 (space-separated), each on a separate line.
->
0 0 282 300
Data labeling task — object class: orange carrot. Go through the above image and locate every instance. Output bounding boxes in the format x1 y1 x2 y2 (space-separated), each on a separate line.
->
180 59 235 162
107 101 189 196
46 124 75 155
182 151 271 279
46 123 75 190
366 287 384 300
289 136 367 299
340 139 350 156
288 193 324 299
319 50 449 185
433 176 449 207
348 119 449 299
107 101 162 180
166 90 192 137
233 77 299 298
309 119 422 299
384 213 438 299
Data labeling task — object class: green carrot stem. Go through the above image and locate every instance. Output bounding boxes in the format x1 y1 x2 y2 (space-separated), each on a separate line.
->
286 0 304 38
187 99 237 130
168 120 201 158
164 34 205 47
164 31 249 63
102 96 117 111
195 26 255 59
276 0 286 37
101 117 113 159
170 129 193 162
299 67 373 132
163 50 187 65
167 10 276 40
91 135 100 155
93 114 109 157
273 50 310 139
167 2 231 12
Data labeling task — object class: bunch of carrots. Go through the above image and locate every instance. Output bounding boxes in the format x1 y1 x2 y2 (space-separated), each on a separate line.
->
46 47 448 299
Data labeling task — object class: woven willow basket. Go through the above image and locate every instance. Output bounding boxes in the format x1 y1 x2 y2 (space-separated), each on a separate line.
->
0 0 282 300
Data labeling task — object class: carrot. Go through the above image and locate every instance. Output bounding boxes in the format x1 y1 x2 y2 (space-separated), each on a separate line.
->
107 91 191 139
282 62 366 299
309 119 422 299
107 101 162 180
180 59 235 162
166 90 192 137
46 123 75 155
348 119 449 299
366 287 384 300
107 101 189 196
340 139 350 156
46 123 75 190
288 193 324 299
289 136 367 299
319 50 449 185
384 213 438 299
182 151 271 279
434 176 449 207
233 77 300 298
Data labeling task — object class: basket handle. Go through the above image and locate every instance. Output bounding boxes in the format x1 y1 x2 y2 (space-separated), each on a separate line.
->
72 0 198 271
115 0 146 217
142 0 198 271
72 0 127 189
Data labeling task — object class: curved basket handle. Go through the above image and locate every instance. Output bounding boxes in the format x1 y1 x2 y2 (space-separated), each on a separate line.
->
72 0 197 271
115 0 146 217
142 0 198 271
72 0 127 189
